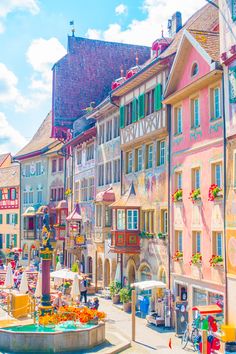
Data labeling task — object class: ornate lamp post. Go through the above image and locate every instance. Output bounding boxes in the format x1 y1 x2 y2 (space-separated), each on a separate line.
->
39 208 53 315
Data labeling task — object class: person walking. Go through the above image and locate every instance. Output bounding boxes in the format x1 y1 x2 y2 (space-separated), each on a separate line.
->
79 275 88 303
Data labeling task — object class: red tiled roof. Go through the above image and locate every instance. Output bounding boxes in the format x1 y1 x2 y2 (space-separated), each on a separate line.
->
188 30 220 62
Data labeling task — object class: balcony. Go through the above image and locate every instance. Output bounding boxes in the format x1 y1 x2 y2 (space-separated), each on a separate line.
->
110 230 140 254
23 230 36 240
121 110 167 147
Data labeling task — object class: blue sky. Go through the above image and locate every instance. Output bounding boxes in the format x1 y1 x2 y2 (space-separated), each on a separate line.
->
0 0 206 154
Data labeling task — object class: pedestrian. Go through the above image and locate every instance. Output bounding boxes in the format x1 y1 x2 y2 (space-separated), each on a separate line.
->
52 291 67 310
79 275 88 303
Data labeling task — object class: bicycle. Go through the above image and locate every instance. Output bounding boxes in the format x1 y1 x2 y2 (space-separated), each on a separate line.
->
181 320 200 351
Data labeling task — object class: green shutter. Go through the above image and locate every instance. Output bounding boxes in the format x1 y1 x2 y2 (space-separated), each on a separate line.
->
7 189 11 200
6 214 10 224
0 235 3 249
154 83 163 111
0 190 2 200
132 98 138 123
0 214 2 224
138 93 145 119
6 234 10 248
13 234 17 247
120 105 125 128
14 214 18 225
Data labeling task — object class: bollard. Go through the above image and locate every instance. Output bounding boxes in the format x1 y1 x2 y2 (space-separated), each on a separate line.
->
131 290 136 342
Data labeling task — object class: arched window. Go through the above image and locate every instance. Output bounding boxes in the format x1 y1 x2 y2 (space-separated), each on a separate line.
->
191 63 199 77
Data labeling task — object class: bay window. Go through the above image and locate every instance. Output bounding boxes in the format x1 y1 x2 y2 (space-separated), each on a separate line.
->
127 209 138 230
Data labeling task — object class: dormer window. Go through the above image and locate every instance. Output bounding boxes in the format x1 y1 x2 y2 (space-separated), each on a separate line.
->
191 63 199 77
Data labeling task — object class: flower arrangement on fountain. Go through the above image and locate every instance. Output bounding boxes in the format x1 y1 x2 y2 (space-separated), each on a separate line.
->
39 306 106 326
208 184 223 201
209 255 224 267
172 250 183 262
189 252 202 266
172 189 183 202
189 188 201 204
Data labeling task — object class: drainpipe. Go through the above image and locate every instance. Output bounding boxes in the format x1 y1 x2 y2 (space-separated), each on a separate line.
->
167 104 172 290
13 160 22 259
222 72 228 324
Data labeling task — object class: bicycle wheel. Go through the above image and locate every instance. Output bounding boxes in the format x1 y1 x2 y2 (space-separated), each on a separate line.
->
181 329 189 349
191 328 199 352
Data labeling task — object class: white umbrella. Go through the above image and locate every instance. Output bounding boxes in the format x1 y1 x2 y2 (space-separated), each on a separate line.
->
35 273 42 297
71 273 80 301
19 271 28 294
56 262 62 271
114 263 121 284
50 269 81 280
4 263 14 288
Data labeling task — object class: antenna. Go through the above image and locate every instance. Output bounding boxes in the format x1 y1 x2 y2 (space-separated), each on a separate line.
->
70 20 75 36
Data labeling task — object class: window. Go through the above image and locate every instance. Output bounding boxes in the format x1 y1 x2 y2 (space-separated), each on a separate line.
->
176 230 183 252
10 188 16 200
6 214 18 225
193 231 201 253
191 97 200 128
142 210 154 233
77 149 82 165
192 167 200 189
117 209 125 230
74 182 80 202
106 120 112 142
125 102 133 126
157 140 165 166
50 188 57 201
174 106 182 135
113 159 120 183
0 190 2 200
126 151 133 174
88 178 94 200
161 209 168 234
175 171 182 189
232 0 236 21
127 209 139 230
105 206 112 227
58 187 64 201
23 191 28 204
86 144 94 161
229 66 236 102
81 179 88 201
99 124 105 145
113 116 120 138
0 215 2 224
145 89 155 115
58 158 64 172
146 144 153 169
210 87 221 120
25 165 30 177
52 159 57 173
135 147 143 172
191 63 199 77
96 205 102 227
98 165 104 186
29 191 33 204
37 190 43 204
212 162 222 187
213 232 223 257
105 161 112 184
36 162 42 176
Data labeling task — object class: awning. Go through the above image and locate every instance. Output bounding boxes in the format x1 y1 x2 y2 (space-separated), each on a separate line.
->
192 305 222 315
22 207 36 217
66 204 82 221
131 280 166 290
95 187 115 203
50 269 82 280
36 205 48 215
56 200 67 209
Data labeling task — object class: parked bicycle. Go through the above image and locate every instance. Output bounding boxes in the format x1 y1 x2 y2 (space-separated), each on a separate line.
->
181 320 200 351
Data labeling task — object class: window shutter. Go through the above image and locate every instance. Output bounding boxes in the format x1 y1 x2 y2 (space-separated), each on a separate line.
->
7 189 11 200
0 215 2 224
6 234 10 248
13 234 17 247
138 93 145 119
14 214 18 225
6 214 10 224
132 98 138 123
0 235 2 249
154 83 163 111
120 105 125 128
0 190 2 200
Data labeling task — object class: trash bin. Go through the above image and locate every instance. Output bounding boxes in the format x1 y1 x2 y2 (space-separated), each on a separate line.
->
225 342 236 353
139 296 149 318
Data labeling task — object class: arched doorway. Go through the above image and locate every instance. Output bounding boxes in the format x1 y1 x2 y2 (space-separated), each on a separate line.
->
97 257 103 285
139 263 152 281
87 256 93 279
104 259 110 287
158 266 167 284
127 258 136 284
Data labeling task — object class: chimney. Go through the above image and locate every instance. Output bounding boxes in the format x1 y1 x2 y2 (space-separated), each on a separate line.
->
168 11 182 37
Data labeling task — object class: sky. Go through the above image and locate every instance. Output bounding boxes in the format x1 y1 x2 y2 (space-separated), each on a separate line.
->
0 0 207 155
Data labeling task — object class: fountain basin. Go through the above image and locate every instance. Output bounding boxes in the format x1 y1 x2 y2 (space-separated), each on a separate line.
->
0 322 105 353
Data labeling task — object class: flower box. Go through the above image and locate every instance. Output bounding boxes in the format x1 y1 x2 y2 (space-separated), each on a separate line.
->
189 253 202 266
172 250 183 262
209 255 224 267
139 231 154 239
208 184 223 202
189 188 201 204
172 189 183 202
157 233 167 240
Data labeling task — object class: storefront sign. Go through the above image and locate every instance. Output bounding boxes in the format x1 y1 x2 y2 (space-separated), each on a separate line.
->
76 235 85 245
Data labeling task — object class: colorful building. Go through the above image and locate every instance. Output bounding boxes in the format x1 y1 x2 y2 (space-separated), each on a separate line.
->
164 28 225 321
0 154 20 250
219 0 236 325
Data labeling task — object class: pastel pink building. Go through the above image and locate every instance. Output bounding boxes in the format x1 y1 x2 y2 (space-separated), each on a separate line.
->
164 29 225 321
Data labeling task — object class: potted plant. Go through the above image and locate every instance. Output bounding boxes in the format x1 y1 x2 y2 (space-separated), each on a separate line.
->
64 281 71 295
109 281 121 304
157 232 166 240
172 189 183 202
172 250 183 262
209 255 224 267
189 188 201 204
71 262 79 272
189 253 202 266
208 184 223 201
119 287 132 313
139 231 154 239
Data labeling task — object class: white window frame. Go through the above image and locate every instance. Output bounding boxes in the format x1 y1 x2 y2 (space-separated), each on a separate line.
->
215 163 222 187
127 209 139 230
127 151 133 174
213 87 221 119
196 232 201 253
147 144 153 169
216 232 223 257
117 209 125 230
160 140 165 165
137 148 142 171
178 231 183 252
163 210 168 234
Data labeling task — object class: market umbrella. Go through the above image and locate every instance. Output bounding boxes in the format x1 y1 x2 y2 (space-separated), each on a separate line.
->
71 273 80 301
114 263 121 284
19 271 28 294
4 263 14 288
35 273 42 297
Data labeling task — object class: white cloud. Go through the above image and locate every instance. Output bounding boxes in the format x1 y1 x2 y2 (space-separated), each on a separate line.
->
115 4 128 16
86 29 102 40
0 112 27 153
86 0 206 46
0 63 30 112
26 37 67 95
0 0 39 33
